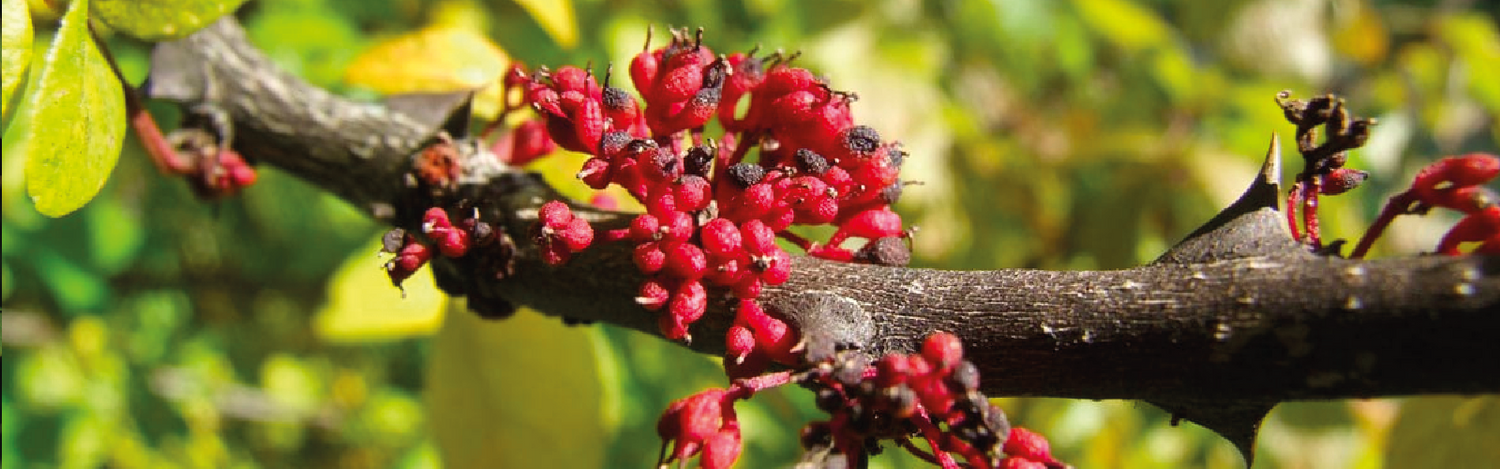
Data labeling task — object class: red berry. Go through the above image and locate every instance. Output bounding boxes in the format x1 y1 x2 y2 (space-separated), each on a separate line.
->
674 175 713 212
637 279 671 311
701 218 743 258
630 214 662 241
740 220 777 254
661 211 695 242
559 218 594 252
700 426 742 469
671 280 708 325
423 207 453 231
538 201 573 227
1004 427 1057 463
922 331 965 370
726 325 755 363
634 241 667 274
665 242 709 280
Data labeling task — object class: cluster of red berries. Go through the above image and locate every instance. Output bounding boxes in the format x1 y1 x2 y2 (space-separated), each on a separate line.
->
792 332 1061 469
656 386 747 469
1352 153 1500 258
383 207 498 288
507 27 912 352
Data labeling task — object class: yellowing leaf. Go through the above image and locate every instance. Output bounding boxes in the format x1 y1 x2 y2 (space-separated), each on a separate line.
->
2 0 32 116
513 0 578 49
344 25 509 117
93 0 247 41
426 307 615 468
314 235 446 342
7 0 126 217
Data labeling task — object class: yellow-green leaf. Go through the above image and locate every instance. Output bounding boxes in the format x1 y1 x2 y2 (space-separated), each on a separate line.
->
1 0 31 117
344 25 510 117
93 0 247 41
313 235 447 342
426 307 615 468
513 0 577 49
1387 396 1500 467
6 0 126 217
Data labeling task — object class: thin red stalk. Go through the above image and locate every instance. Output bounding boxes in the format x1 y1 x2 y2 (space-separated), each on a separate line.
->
95 26 195 175
1286 181 1303 243
1350 192 1413 259
912 406 962 469
1302 177 1323 248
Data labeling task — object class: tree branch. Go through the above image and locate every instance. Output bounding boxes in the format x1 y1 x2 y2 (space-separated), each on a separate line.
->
147 18 1498 460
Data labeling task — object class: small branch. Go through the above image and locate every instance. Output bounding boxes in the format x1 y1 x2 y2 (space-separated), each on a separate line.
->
147 17 1500 436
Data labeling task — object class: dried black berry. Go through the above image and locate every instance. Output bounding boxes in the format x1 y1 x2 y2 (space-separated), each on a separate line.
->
602 87 634 111
841 125 881 155
878 181 902 205
599 130 634 156
684 145 714 177
951 360 981 391
727 163 766 188
795 148 830 175
381 228 406 254
853 237 911 267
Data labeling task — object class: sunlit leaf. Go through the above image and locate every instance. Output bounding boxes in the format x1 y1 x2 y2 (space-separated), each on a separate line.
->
513 0 578 49
1070 0 1171 53
1 0 32 117
344 24 510 117
93 0 247 41
313 235 446 342
426 307 615 468
6 0 126 217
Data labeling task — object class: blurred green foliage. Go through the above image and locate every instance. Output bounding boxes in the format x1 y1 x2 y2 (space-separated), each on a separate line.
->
3 0 1497 468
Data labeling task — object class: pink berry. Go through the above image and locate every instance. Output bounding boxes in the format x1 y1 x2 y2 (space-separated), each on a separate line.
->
538 201 573 227
701 218 743 258
665 243 709 280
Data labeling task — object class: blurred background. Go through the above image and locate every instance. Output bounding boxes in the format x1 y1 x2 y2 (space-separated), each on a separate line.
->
3 0 1498 467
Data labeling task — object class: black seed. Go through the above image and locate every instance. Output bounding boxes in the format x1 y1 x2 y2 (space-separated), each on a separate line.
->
599 131 634 156
727 163 766 188
795 148 830 175
602 86 634 111
684 145 714 177
842 125 881 155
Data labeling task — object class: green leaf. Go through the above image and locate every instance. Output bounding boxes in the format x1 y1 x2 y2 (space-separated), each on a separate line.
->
1 0 31 117
6 0 126 218
93 0 247 41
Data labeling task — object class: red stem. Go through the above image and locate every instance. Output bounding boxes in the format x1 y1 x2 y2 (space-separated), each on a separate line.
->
1350 192 1414 259
1286 181 1303 243
1301 177 1322 248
